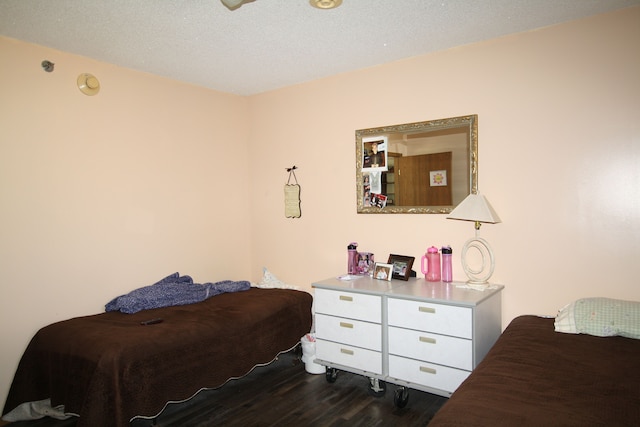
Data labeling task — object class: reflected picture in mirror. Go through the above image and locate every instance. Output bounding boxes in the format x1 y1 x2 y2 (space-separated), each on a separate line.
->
356 114 477 214
362 136 388 171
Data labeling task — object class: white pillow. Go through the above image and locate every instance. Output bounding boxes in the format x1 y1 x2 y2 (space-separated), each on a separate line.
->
555 297 640 339
252 267 299 290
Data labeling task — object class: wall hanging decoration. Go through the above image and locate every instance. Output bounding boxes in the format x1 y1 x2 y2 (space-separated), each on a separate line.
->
77 73 100 96
430 170 447 186
284 166 301 218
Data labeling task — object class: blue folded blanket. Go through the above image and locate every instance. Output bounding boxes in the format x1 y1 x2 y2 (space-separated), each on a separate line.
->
105 272 251 314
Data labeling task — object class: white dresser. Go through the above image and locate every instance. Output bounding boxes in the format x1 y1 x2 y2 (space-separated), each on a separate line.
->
312 276 503 404
314 279 390 377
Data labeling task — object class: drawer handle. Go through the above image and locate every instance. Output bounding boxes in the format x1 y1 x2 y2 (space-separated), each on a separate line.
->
420 366 437 375
419 306 436 314
339 322 354 329
340 348 354 356
339 295 353 302
419 336 436 344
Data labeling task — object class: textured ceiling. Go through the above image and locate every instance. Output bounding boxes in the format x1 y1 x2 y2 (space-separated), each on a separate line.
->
1 0 638 96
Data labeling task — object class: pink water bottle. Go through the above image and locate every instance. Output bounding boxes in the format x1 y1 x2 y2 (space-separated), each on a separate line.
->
441 246 453 282
347 242 358 275
421 246 441 282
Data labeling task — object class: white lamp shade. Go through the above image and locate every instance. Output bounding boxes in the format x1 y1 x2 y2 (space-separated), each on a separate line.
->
447 193 501 224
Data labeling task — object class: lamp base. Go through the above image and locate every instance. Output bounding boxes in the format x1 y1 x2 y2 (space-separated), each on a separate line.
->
461 236 495 285
466 279 489 285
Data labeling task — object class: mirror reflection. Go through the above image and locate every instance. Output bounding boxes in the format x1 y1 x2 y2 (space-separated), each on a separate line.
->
356 115 477 214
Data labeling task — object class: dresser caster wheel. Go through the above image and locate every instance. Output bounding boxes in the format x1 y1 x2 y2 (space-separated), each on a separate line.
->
367 378 386 397
394 386 409 408
325 368 338 383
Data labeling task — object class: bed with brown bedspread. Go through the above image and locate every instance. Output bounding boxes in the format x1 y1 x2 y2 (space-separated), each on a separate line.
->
3 287 312 427
428 315 640 427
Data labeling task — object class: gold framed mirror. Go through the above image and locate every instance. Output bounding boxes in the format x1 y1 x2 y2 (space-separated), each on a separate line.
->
356 114 477 214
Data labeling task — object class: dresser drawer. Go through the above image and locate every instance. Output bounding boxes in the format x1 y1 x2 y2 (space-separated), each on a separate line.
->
314 288 381 323
387 298 472 338
315 314 381 351
388 355 469 394
388 326 472 370
315 339 382 375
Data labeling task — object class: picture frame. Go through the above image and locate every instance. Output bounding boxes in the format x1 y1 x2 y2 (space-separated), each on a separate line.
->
429 169 448 187
373 262 393 281
356 252 375 276
387 254 415 281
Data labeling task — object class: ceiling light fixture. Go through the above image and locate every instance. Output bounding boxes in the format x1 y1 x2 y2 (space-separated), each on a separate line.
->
220 0 255 10
310 0 343 9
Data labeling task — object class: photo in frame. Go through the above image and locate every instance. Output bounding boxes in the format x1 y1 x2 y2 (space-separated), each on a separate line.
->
373 262 393 281
356 252 375 276
387 254 415 281
362 136 388 172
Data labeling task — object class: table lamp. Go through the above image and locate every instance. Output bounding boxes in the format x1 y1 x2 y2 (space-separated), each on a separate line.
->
447 193 501 285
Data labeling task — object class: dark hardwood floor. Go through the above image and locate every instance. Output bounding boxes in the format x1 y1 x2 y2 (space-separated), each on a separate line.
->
4 348 447 427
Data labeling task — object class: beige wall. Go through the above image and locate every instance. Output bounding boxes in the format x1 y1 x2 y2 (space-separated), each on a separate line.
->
248 7 640 320
1 6 639 411
0 38 252 404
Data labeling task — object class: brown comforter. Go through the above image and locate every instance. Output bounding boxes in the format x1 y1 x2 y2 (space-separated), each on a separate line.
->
429 315 640 427
3 288 312 427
